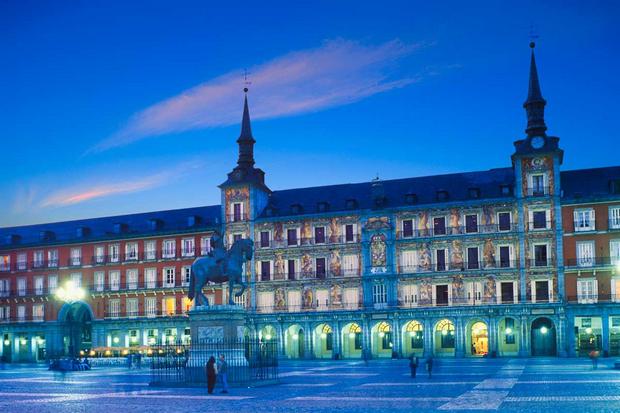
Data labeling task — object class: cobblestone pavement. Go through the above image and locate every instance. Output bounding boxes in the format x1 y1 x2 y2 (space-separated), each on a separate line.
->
1 358 619 412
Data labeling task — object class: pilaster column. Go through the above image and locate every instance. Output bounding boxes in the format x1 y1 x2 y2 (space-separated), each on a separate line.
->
362 316 371 359
602 310 610 356
392 316 401 357
558 314 568 357
488 317 498 357
455 317 465 358
423 319 433 357
566 312 576 357
519 315 529 357
277 323 285 358
304 322 312 359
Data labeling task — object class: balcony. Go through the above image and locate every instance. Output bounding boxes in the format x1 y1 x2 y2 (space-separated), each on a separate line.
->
398 259 518 274
104 309 189 319
255 234 361 249
396 223 519 240
566 294 620 304
526 258 556 268
528 221 553 231
526 186 550 197
565 257 620 269
227 213 248 223
259 268 360 282
609 219 620 231
90 249 199 266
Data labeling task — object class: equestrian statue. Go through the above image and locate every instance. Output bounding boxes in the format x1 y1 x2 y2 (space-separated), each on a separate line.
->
188 232 254 307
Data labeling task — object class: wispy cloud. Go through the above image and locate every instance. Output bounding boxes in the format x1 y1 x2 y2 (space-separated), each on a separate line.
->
90 39 425 152
39 160 203 208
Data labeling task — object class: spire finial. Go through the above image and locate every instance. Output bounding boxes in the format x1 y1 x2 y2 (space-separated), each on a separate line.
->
523 39 547 137
236 80 255 169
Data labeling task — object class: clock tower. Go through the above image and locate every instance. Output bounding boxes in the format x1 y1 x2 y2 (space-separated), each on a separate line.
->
511 43 566 355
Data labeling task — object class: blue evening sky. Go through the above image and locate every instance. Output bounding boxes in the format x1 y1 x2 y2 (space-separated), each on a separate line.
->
1 1 618 227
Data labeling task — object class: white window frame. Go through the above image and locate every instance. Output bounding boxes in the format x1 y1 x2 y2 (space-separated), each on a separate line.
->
531 279 553 303
126 298 139 318
496 244 514 268
17 305 26 322
145 297 157 317
577 278 598 304
372 283 387 309
466 281 483 305
71 273 82 288
576 241 595 267
343 223 358 243
33 250 43 267
200 236 212 255
400 250 418 273
17 277 26 296
433 283 452 306
47 249 58 267
108 299 120 318
126 269 138 290
400 283 418 308
401 218 416 238
610 206 620 230
34 276 44 295
529 209 550 230
145 240 156 260
529 173 547 195
313 225 327 244
342 254 359 276
32 303 44 321
125 242 138 261
574 208 596 232
163 267 175 287
163 239 176 258
94 246 105 264
17 253 27 270
497 211 512 232
464 213 479 234
532 243 550 267
109 244 120 263
48 275 57 293
94 271 105 292
182 266 191 286
110 270 120 291
70 248 81 266
182 238 195 257
611 240 620 266
145 268 157 289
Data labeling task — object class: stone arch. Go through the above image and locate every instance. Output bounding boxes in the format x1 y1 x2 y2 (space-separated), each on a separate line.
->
258 325 277 342
57 301 94 357
497 317 520 356
371 321 393 358
341 322 362 358
313 323 334 359
465 319 489 356
401 320 424 357
531 317 557 356
434 318 455 357
284 324 305 359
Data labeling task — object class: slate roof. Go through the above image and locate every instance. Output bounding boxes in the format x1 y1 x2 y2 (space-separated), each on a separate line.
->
560 166 620 202
0 205 220 249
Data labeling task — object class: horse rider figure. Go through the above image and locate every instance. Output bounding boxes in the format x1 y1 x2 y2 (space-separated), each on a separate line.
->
209 230 227 276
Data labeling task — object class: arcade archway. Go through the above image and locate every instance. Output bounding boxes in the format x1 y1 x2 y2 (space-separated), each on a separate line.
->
531 317 556 356
434 319 455 357
341 322 362 358
402 320 424 357
498 317 519 356
467 321 488 356
313 324 333 359
371 321 393 358
58 301 93 357
285 324 305 359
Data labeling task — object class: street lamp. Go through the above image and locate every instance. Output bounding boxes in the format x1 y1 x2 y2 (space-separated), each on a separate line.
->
540 326 548 334
55 280 85 303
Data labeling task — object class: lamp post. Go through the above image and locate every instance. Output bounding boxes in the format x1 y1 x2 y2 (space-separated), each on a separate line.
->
55 281 86 358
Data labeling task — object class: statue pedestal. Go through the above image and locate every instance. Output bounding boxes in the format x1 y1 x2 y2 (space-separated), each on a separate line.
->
185 305 250 384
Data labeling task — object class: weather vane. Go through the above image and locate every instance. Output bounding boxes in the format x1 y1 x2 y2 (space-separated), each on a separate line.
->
529 24 539 48
243 68 252 93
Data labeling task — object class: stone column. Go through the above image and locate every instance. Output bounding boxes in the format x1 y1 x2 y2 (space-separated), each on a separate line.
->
392 317 401 358
558 314 568 357
423 319 433 357
333 319 341 360
362 317 371 359
518 315 529 357
277 322 286 358
488 316 498 357
455 317 465 358
304 321 312 359
602 310 610 356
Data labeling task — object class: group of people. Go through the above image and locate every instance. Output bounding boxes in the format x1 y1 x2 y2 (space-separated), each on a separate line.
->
205 353 229 394
409 355 433 378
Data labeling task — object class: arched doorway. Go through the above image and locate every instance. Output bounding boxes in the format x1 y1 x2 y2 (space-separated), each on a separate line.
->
402 320 424 357
531 317 556 356
313 324 333 359
341 322 362 358
285 324 305 359
468 321 488 356
58 301 93 357
434 319 455 357
259 325 277 342
498 317 519 356
371 321 393 358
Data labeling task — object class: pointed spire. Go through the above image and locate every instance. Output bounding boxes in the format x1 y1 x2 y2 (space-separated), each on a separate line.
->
236 88 256 169
523 42 547 137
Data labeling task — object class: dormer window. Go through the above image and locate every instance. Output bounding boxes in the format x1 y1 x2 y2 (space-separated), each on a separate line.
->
500 185 512 196
345 199 358 210
76 226 91 238
187 215 201 227
264 207 275 217
610 179 620 195
148 219 163 231
468 188 480 199
290 204 303 214
317 202 329 213
436 190 449 201
113 223 128 234
405 193 418 204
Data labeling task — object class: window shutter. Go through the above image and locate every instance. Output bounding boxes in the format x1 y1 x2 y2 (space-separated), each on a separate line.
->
513 281 519 303
593 279 599 303
447 283 453 305
531 280 536 303
548 280 553 302
495 282 501 304
466 282 474 304
612 279 617 302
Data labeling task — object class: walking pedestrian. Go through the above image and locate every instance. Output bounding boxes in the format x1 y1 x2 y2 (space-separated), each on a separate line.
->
206 356 218 394
409 355 418 378
426 355 433 378
217 353 229 394
589 350 599 370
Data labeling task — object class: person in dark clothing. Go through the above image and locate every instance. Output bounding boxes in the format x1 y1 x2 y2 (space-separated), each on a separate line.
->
426 356 433 378
206 356 217 394
409 355 419 378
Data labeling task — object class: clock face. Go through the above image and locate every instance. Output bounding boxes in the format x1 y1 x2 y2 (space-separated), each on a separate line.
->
531 136 545 149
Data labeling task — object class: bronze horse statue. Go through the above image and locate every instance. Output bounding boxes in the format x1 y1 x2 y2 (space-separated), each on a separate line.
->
188 238 253 307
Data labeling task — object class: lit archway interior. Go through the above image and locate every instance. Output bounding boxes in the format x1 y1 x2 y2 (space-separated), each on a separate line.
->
341 322 362 358
402 320 424 357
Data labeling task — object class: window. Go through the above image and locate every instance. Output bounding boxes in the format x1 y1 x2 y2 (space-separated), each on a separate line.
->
611 240 620 266
182 266 191 286
232 202 243 222
257 291 274 313
0 306 10 320
0 279 9 297
498 246 512 268
435 284 449 305
286 260 295 280
287 229 298 246
145 268 157 288
163 240 176 258
466 281 482 304
94 271 105 292
533 244 548 267
402 219 414 238
145 297 157 317
17 305 26 322
48 275 57 293
260 231 270 248
531 174 546 195
71 273 82 288
126 298 138 317
34 277 44 295
343 254 359 276
126 269 138 290
500 282 514 304
316 258 326 279
436 249 446 271
94 246 104 264
577 279 597 304
110 271 120 291
125 242 138 261
532 210 548 230
534 280 550 302
163 297 176 316
610 207 620 229
47 250 58 267
163 267 175 287
576 241 595 267
17 278 26 296
372 283 387 307
145 240 156 260
108 299 120 318
433 216 446 235
465 214 478 233
33 250 43 268
260 261 271 281
314 226 326 244
467 247 479 269
182 238 195 257
109 244 120 263
574 209 595 232
17 253 27 270
344 224 356 242
498 212 511 232
69 248 81 266
0 255 9 272
200 237 212 255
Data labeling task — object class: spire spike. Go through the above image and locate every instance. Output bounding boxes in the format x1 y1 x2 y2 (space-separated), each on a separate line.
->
236 89 255 168
523 42 547 137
